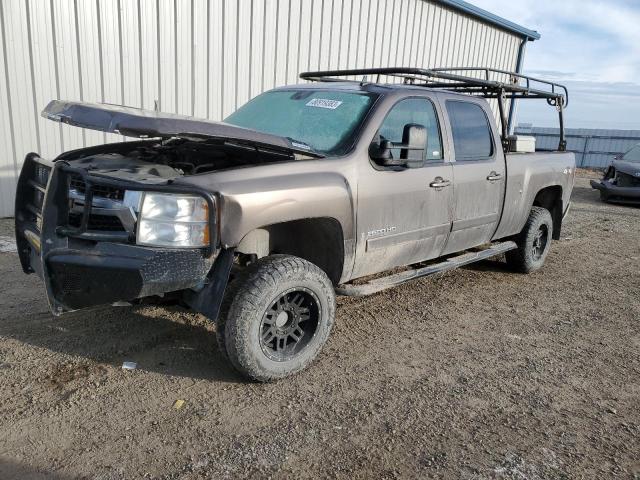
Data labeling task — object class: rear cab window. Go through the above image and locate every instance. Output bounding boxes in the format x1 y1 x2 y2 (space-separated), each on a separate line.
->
446 101 494 161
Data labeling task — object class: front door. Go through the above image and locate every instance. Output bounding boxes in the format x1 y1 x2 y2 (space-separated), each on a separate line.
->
352 97 453 278
440 99 506 255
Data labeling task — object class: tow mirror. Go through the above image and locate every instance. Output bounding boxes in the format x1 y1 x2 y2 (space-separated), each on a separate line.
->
369 124 427 168
400 124 427 166
369 138 394 165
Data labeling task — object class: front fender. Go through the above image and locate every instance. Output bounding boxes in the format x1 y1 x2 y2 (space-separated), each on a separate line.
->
175 163 357 280
217 172 354 248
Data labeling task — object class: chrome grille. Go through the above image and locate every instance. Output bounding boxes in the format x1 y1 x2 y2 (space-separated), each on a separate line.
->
66 174 132 234
69 173 125 201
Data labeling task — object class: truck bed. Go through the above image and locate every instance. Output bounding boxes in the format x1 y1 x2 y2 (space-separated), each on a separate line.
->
494 151 576 240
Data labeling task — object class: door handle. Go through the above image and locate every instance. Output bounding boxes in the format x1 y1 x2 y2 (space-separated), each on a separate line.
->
487 171 503 181
429 177 451 188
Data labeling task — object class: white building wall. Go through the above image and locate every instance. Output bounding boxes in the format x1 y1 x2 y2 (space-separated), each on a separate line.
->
0 0 523 217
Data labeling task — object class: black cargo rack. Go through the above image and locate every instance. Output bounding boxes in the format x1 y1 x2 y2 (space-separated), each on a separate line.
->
300 67 569 152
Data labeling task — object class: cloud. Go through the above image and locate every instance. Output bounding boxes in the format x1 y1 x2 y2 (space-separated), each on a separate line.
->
472 0 640 82
526 70 578 80
471 0 640 129
517 77 640 129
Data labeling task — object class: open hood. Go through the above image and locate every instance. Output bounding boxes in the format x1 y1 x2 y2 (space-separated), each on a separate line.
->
42 100 322 157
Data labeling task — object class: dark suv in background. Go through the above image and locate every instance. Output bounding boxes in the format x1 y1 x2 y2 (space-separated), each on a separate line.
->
591 143 640 205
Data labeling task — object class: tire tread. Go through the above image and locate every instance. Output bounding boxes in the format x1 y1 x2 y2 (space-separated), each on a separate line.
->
506 206 553 273
220 255 335 381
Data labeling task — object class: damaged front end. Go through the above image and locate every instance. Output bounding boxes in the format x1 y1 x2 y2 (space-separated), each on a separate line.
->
590 161 640 205
15 99 325 319
14 153 231 318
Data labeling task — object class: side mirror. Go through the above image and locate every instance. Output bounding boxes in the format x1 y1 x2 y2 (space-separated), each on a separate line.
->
369 124 428 168
369 139 407 167
400 124 427 166
369 138 394 165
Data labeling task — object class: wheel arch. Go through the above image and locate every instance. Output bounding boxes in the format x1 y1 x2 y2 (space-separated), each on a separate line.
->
236 217 345 285
532 185 563 240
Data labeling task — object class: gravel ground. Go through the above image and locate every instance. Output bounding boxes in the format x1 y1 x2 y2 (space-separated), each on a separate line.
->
0 171 639 479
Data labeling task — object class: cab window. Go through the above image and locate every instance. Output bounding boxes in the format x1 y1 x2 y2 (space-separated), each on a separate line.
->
446 101 494 160
377 98 444 162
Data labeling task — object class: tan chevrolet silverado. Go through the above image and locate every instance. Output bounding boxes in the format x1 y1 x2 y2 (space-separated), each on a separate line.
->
15 67 575 381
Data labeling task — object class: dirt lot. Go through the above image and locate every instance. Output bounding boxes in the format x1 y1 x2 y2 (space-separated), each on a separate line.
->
0 171 638 479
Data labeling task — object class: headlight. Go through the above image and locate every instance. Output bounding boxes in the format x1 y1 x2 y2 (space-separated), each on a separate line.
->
137 193 210 247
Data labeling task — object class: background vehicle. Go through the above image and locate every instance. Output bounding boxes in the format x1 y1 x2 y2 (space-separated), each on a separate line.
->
591 143 640 204
15 67 575 381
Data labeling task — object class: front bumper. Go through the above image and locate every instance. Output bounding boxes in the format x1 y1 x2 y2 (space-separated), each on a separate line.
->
15 154 229 316
590 179 640 204
42 243 214 311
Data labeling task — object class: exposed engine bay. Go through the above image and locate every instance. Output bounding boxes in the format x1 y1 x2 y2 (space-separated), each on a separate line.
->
57 138 299 180
49 138 303 235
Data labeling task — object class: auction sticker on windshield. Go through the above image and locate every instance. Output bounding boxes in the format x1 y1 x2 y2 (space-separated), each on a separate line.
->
306 98 343 109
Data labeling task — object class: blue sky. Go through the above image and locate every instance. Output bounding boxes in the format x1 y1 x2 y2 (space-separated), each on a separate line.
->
471 0 640 130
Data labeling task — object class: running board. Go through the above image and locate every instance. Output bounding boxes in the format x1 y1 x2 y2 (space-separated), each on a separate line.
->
336 241 517 297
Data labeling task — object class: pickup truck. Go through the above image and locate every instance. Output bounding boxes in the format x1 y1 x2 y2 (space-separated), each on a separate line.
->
15 67 576 381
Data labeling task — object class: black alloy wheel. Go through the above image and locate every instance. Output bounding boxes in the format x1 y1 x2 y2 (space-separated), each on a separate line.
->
531 224 549 261
259 288 320 362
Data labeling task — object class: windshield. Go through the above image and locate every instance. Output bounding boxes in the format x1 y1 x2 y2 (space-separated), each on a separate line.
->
622 143 640 163
224 89 378 155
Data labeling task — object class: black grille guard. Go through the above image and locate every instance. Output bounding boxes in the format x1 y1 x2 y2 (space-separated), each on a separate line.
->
50 161 219 253
15 153 223 315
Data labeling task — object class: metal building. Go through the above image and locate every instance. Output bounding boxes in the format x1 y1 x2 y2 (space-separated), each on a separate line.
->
515 126 640 168
0 0 540 217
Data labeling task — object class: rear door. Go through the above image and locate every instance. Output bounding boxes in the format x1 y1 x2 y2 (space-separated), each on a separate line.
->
352 96 453 278
439 98 506 255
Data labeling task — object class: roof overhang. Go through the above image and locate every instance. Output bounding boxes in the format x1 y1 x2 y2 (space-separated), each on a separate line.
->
437 0 541 41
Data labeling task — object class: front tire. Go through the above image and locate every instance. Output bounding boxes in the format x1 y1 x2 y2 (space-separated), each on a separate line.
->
506 206 553 273
219 255 336 382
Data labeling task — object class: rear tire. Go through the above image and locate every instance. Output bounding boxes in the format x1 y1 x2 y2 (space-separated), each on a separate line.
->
219 254 336 382
506 206 553 273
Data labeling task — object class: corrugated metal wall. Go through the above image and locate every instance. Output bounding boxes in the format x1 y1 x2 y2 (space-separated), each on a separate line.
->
0 0 523 216
515 127 640 168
